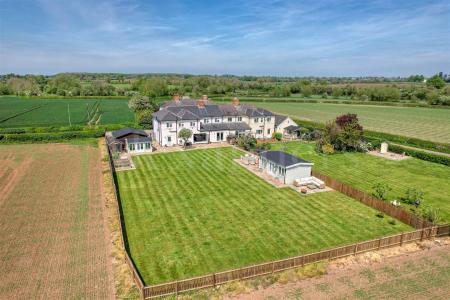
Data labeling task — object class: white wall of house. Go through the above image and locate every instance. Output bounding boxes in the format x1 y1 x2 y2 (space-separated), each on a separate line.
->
276 117 297 134
259 157 312 185
250 116 275 139
284 164 312 184
154 113 276 146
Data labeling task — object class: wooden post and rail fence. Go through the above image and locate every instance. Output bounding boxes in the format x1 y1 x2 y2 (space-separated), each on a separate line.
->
105 142 450 299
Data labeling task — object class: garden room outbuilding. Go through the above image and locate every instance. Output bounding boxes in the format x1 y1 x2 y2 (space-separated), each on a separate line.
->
258 150 313 184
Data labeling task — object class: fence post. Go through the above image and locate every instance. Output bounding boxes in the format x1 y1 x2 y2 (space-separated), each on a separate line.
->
420 228 424 241
175 280 179 296
301 255 304 267
400 233 404 246
354 243 358 255
271 262 274 273
378 238 381 250
213 273 216 288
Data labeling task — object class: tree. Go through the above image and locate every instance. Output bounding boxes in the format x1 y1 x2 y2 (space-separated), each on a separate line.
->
317 114 364 153
403 188 424 205
372 182 391 200
236 134 257 151
272 132 282 141
426 75 446 89
136 110 153 129
421 206 440 223
128 95 151 112
178 128 192 149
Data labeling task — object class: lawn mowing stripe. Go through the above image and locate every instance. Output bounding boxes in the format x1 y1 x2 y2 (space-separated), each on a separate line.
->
116 147 410 284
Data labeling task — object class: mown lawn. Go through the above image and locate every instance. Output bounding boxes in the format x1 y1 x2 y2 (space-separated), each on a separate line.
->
116 147 410 285
250 102 450 143
271 142 450 223
0 96 134 127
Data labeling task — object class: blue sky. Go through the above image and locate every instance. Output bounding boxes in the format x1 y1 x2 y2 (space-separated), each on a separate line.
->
0 0 449 76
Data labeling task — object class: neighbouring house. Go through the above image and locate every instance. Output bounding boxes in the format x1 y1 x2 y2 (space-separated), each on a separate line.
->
258 150 313 184
106 128 152 154
152 95 275 146
275 115 299 137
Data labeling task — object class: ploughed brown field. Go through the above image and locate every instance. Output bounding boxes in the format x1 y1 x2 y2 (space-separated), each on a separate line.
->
0 144 114 299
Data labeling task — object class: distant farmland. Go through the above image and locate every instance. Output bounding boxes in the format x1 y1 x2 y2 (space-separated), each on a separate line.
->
251 102 450 143
0 96 134 128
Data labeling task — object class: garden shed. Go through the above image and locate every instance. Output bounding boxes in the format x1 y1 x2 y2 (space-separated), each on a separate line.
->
106 128 152 154
258 150 313 184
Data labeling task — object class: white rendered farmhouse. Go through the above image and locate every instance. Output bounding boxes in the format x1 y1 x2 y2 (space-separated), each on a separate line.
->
152 95 278 146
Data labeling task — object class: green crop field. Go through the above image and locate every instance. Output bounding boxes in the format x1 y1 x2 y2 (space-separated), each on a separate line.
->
250 102 450 143
271 142 450 223
0 96 134 128
116 147 410 285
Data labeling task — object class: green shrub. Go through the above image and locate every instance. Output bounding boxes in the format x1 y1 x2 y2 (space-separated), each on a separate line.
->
0 129 105 143
389 144 450 166
372 183 391 201
272 132 282 141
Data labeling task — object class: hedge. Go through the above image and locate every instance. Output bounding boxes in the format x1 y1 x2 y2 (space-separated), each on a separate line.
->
0 129 105 143
388 144 450 166
291 117 450 154
0 123 136 135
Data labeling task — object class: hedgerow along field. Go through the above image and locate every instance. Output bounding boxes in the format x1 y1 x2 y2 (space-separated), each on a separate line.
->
0 143 114 298
0 96 134 128
250 102 450 143
271 142 450 223
116 147 410 285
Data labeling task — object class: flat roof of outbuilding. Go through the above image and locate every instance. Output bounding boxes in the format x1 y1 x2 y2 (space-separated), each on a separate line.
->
259 150 312 167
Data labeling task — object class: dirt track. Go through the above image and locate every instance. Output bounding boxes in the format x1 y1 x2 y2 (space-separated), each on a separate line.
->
0 144 114 299
227 239 450 300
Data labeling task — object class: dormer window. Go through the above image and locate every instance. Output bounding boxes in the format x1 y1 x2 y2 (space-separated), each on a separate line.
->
215 118 220 123
204 118 209 124
190 122 196 127
266 117 271 122
237 117 242 122
254 118 259 123
227 117 233 122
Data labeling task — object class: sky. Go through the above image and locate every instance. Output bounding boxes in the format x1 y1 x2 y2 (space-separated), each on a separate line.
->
0 0 449 76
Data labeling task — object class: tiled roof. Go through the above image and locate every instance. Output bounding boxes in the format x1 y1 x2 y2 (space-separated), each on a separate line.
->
275 115 288 127
111 128 147 139
259 151 312 167
154 99 274 121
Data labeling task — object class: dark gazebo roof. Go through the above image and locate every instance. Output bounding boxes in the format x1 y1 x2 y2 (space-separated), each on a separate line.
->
259 151 312 167
111 128 148 139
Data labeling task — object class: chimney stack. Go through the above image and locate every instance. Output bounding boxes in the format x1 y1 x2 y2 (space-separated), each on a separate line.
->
196 99 205 108
172 94 180 101
232 97 240 106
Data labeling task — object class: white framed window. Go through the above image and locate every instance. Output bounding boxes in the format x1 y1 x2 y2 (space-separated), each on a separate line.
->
145 142 151 149
167 136 172 142
256 129 263 134
190 122 196 127
254 118 259 123
215 118 220 123
204 118 209 124
227 117 232 122
237 116 242 122
166 122 172 128
267 128 271 134
179 122 184 127
129 143 135 151
266 117 271 122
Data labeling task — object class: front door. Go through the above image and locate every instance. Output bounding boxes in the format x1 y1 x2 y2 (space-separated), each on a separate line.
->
216 132 224 141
